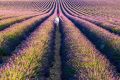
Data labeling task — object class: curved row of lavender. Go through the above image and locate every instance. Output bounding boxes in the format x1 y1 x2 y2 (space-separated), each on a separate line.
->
0 1 55 57
0 7 57 79
0 0 55 21
0 0 55 33
62 0 120 19
60 0 120 73
0 14 36 30
61 0 120 36
0 0 55 30
0 0 55 13
60 13 119 79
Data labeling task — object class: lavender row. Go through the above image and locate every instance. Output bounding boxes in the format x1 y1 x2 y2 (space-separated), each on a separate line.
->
60 0 120 73
62 0 120 36
0 4 55 56
0 14 36 30
0 12 56 80
60 14 119 80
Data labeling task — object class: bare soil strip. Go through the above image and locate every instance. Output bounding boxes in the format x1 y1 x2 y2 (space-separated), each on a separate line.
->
48 23 62 80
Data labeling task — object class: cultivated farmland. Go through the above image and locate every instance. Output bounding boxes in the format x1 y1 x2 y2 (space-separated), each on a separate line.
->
0 0 120 80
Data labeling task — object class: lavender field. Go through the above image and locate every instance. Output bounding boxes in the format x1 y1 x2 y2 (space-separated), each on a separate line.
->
0 0 120 80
